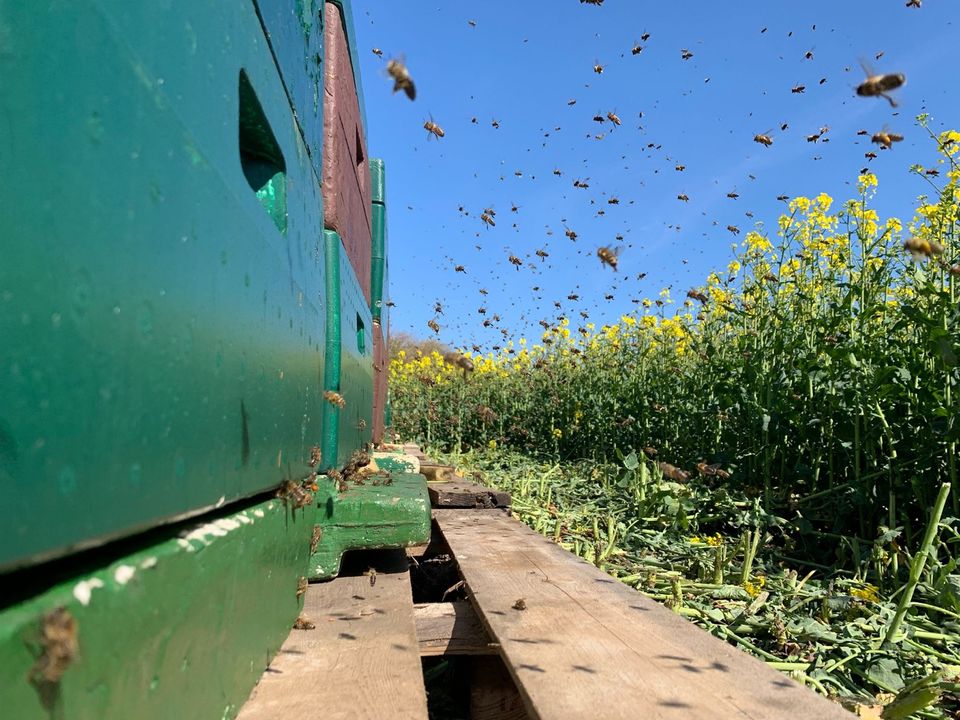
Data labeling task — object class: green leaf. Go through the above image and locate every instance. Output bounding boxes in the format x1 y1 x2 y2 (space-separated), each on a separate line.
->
866 657 906 692
623 451 639 471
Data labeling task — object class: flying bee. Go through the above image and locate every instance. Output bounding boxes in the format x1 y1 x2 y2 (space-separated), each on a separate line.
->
727 225 741 235
727 191 739 199
567 293 579 301
593 60 604 74
592 114 605 124
856 62 905 107
564 226 578 241
597 246 620 271
434 301 443 315
606 111 621 126
754 131 774 147
536 248 549 260
508 255 522 269
386 58 416 100
323 390 346 409
904 236 944 259
677 193 689 202
480 212 495 227
491 118 500 129
454 265 466 273
791 84 806 94
776 194 789 201
631 43 643 55
681 48 694 60
427 318 440 333
872 128 904 149
675 164 685 171
443 352 475 373
906 0 921 6
608 197 620 205
423 115 445 139
864 151 878 160
687 289 708 304
371 48 383 57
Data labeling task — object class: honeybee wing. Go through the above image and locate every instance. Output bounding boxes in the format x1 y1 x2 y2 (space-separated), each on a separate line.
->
402 81 416 101
858 57 876 79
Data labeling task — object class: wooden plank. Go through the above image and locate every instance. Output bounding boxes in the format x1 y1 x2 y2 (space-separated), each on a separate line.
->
238 549 428 720
414 602 499 656
428 480 511 509
471 656 532 720
435 510 851 720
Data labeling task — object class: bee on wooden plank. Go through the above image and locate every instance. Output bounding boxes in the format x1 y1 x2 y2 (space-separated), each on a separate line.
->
386 58 416 100
293 615 315 630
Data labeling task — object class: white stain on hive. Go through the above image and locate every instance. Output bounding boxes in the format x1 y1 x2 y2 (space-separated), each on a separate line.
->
253 509 265 518
140 556 158 569
113 565 136 585
73 578 105 606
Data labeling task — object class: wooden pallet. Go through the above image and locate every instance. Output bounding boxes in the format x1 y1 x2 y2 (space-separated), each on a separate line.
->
239 451 852 719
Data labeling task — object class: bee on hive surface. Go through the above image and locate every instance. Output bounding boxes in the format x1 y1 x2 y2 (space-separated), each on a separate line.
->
30 608 78 684
323 391 346 409
597 246 620 271
856 62 904 107
386 58 415 100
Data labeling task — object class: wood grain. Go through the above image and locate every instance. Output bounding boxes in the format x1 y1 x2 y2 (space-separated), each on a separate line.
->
435 510 851 720
470 656 532 720
237 550 428 720
428 480 511 509
414 601 499 656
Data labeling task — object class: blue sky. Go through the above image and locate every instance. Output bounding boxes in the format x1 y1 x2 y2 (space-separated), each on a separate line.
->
352 1 957 350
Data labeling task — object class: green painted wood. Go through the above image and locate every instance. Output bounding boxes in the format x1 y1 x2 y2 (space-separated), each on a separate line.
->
321 230 343 472
372 451 420 474
0 497 317 720
0 0 327 571
253 0 325 181
310 472 431 579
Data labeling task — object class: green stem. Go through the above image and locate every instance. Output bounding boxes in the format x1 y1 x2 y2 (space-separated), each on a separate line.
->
880 483 951 649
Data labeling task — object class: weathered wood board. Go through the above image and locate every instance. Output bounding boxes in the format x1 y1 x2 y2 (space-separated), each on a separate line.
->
428 480 511 509
238 549 428 720
435 510 851 720
414 601 499 656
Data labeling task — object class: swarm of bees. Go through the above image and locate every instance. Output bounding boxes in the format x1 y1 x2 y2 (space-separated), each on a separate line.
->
323 390 346 408
597 246 619 271
386 58 415 100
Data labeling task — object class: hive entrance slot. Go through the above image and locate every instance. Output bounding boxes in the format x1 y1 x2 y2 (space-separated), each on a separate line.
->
238 70 287 234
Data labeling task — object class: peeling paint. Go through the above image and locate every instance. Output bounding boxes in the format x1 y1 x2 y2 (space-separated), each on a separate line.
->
73 578 105 606
214 518 240 532
114 565 136 585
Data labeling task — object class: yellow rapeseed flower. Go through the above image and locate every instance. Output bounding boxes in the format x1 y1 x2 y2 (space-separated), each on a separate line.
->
850 584 880 603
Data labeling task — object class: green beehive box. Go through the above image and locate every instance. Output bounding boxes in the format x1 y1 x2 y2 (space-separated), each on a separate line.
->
0 0 329 571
